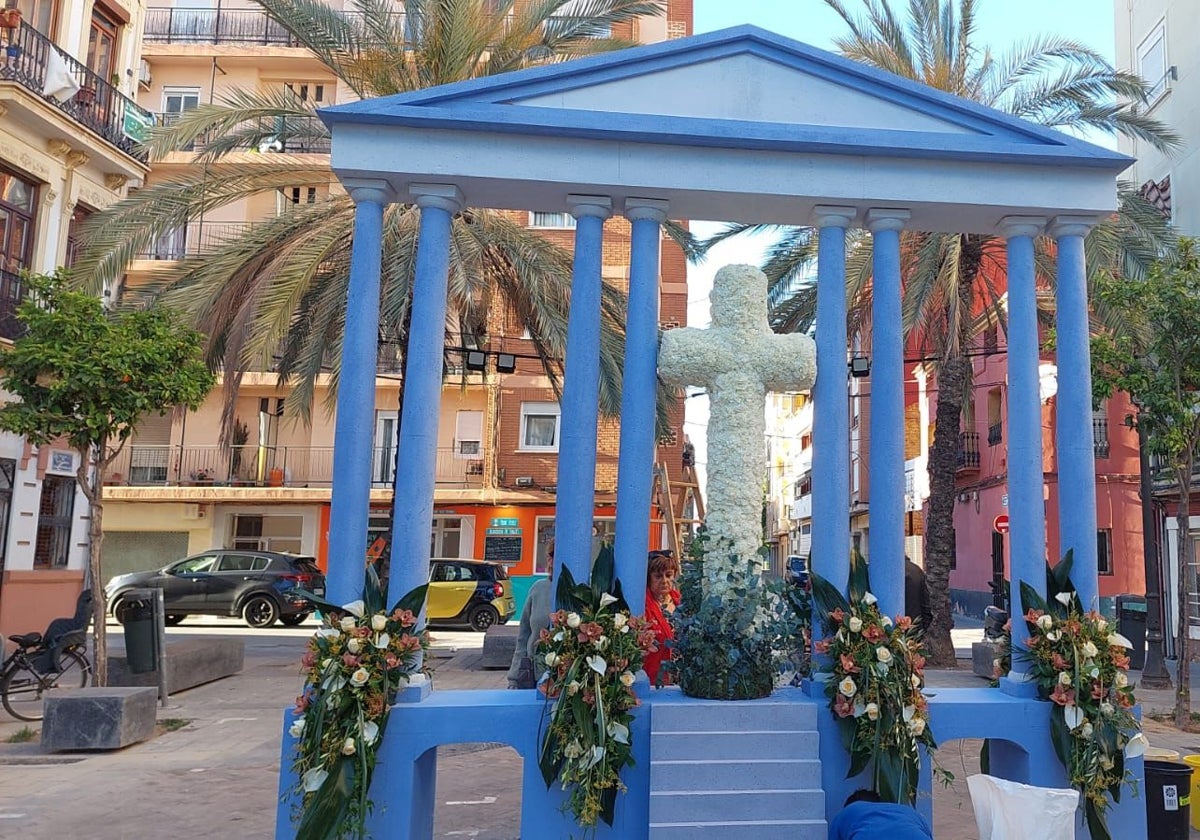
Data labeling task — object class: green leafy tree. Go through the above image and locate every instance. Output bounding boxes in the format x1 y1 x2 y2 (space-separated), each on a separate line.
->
74 0 683 431
1091 240 1200 728
705 0 1177 665
0 274 215 685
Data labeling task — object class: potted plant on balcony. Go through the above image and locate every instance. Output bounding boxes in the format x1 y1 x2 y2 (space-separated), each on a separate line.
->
0 8 22 30
75 85 97 107
189 467 214 486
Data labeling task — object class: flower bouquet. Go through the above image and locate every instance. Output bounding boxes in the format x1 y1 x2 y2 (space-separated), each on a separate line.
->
288 565 429 840
537 545 655 832
1016 551 1147 840
810 554 948 804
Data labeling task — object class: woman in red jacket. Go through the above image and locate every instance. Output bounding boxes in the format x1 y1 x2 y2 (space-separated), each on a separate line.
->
642 550 680 686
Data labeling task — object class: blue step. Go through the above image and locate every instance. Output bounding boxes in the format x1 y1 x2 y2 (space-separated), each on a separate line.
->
648 819 829 839
650 694 819 732
651 729 819 760
650 757 823 789
649 789 826 823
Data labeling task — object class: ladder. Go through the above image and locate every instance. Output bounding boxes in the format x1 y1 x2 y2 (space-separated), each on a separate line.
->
654 459 705 557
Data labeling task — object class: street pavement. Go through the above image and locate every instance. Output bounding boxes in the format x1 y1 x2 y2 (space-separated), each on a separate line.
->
1 618 1198 838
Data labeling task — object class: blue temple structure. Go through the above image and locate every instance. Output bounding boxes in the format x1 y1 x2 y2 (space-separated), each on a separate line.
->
274 26 1146 839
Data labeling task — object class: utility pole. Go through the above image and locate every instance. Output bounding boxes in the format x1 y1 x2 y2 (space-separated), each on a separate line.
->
1138 420 1172 690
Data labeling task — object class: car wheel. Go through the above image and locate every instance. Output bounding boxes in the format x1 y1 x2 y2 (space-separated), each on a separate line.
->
279 613 309 627
467 604 499 632
111 597 132 625
163 614 186 626
243 595 280 628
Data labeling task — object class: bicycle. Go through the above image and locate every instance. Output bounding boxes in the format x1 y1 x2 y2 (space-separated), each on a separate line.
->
0 605 93 722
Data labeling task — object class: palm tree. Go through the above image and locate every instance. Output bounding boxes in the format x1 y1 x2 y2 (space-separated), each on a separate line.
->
706 0 1178 665
75 0 680 435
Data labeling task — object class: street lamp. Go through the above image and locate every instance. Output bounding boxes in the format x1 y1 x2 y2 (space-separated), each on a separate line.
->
1132 396 1172 689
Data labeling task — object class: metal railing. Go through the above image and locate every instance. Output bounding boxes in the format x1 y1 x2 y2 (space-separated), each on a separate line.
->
1093 417 1110 459
144 8 303 45
137 221 258 260
0 21 151 162
103 445 486 488
987 422 1002 446
956 431 980 471
0 269 27 341
153 111 330 154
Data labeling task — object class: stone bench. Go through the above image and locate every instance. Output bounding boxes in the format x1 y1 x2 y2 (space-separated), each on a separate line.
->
479 625 519 670
41 687 157 752
108 638 244 694
972 639 1002 680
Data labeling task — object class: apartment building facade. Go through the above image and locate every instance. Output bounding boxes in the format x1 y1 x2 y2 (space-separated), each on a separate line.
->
100 1 694 607
0 0 151 637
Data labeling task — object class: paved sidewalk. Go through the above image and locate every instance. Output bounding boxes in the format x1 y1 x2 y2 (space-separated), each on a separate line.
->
2 625 1199 839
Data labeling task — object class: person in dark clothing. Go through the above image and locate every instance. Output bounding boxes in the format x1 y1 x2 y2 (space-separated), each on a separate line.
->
829 789 933 839
905 556 933 631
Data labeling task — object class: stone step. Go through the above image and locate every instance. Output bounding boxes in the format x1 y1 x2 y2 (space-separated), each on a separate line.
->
649 789 825 824
649 819 829 840
650 757 823 790
41 687 158 752
651 695 819 732
651 729 819 760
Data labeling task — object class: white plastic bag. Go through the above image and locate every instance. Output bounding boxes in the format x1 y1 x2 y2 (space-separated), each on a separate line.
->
967 774 1079 840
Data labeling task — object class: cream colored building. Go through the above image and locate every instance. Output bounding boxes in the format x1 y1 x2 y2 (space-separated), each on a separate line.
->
0 0 151 637
1115 0 1196 230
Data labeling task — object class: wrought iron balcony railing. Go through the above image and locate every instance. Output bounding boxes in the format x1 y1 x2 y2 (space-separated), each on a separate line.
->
137 221 259 261
0 21 152 162
987 422 1003 446
1093 417 1110 459
956 431 980 471
103 444 485 489
152 112 330 154
144 8 303 45
0 269 28 342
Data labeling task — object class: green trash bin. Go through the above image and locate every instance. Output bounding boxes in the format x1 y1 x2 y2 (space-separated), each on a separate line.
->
120 596 157 674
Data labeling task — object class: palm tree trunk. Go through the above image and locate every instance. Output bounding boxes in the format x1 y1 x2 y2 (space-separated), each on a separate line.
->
923 354 969 666
1174 461 1194 728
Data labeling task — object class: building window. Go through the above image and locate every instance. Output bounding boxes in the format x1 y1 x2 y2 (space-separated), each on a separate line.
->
1138 22 1168 104
430 517 461 558
65 205 93 269
0 165 37 274
987 388 1002 446
520 402 560 451
284 81 327 103
1097 529 1114 576
0 458 14 571
455 410 483 456
278 186 318 214
16 0 57 37
87 7 120 81
529 211 576 229
34 475 75 568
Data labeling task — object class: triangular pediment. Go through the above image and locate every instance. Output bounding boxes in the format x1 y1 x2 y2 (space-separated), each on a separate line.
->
323 25 1128 169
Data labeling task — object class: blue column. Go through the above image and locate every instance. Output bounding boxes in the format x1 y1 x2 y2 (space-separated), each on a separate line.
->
389 184 463 612
613 198 667 614
812 206 856 597
1052 217 1099 609
554 196 612 594
327 179 393 606
867 209 910 617
1001 217 1048 679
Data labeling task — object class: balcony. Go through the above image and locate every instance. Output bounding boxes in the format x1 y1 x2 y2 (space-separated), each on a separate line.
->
956 431 980 472
137 221 258 261
144 8 303 45
1093 417 1110 459
0 269 27 341
0 21 152 162
987 422 1002 446
102 445 485 489
153 112 330 155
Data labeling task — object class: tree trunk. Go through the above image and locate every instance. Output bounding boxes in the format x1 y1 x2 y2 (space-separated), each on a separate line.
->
77 439 108 687
923 353 970 667
1175 464 1193 728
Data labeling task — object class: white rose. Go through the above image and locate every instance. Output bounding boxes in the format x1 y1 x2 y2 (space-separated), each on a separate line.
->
838 677 857 697
371 614 388 632
876 646 892 664
865 702 879 721
1081 722 1094 738
350 667 370 687
341 600 365 618
1036 614 1054 631
1093 616 1108 632
908 717 926 737
613 613 628 630
848 617 863 633
567 613 581 629
1115 672 1129 688
289 716 305 738
619 671 635 687
595 635 609 650
1082 641 1099 658
544 652 558 667
567 680 581 695
373 632 390 650
1100 702 1114 716
1058 671 1072 686
341 737 357 756
347 638 362 654
340 616 357 633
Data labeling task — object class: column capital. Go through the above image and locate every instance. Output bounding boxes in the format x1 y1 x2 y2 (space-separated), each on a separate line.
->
344 178 396 206
567 194 613 220
623 197 669 222
813 205 857 229
1048 215 1099 239
410 183 464 214
866 208 910 233
998 215 1047 239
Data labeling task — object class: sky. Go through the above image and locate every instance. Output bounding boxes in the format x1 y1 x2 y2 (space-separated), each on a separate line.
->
679 0 1119 486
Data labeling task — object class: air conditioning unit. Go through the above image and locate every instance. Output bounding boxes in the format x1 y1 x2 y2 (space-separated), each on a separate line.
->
138 59 152 88
514 476 535 487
